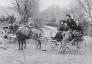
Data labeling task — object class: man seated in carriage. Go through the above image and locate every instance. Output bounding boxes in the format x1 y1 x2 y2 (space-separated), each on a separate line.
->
65 14 77 31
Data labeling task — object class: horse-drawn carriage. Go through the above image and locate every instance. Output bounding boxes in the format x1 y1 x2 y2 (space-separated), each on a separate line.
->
8 21 84 54
40 25 84 54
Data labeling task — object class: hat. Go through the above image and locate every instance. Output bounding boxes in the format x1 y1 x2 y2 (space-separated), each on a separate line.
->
66 14 71 18
3 27 8 29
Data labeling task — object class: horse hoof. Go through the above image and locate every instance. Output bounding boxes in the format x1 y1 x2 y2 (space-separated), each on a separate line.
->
21 48 23 50
24 47 26 49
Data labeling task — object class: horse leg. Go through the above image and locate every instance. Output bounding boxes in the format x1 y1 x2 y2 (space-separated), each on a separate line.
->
35 40 38 50
21 40 23 50
24 39 26 49
38 39 41 50
18 39 21 50
61 40 66 54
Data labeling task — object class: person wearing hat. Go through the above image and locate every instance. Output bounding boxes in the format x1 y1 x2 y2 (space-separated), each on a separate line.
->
65 14 77 31
2 27 9 49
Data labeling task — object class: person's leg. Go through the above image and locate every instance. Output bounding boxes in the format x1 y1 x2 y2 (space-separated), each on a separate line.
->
35 39 38 50
2 38 5 49
38 39 41 50
24 39 26 49
18 39 21 50
3 38 8 49
21 40 23 50
61 40 67 53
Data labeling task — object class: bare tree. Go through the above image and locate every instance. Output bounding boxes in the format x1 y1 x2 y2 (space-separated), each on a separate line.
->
13 0 39 24
77 0 92 21
76 0 92 35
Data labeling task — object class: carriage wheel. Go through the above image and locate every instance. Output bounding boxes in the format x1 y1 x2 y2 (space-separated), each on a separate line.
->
50 40 61 51
69 38 83 54
60 39 80 54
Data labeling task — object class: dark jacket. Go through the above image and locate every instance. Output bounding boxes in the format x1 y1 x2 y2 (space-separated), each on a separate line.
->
59 24 65 31
66 19 77 30
54 32 63 42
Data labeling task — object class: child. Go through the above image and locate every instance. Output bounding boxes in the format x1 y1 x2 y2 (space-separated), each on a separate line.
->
2 27 9 49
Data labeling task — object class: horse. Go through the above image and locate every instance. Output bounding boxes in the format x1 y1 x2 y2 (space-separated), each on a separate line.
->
9 23 43 50
16 31 29 50
15 25 42 50
31 28 42 50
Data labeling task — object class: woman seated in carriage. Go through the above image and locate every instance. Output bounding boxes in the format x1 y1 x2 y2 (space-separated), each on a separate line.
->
72 21 83 39
52 20 66 42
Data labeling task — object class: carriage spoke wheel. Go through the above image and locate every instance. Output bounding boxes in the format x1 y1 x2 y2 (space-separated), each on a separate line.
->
50 40 61 51
60 40 81 55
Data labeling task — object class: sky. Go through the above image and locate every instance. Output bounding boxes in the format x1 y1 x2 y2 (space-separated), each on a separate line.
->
0 0 76 10
40 0 76 11
0 0 12 7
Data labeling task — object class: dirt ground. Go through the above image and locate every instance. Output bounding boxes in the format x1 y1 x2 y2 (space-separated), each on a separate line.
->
0 41 92 64
0 23 92 64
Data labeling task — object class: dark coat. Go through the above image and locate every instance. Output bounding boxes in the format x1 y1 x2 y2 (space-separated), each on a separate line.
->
54 32 63 42
66 19 77 30
59 24 65 31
